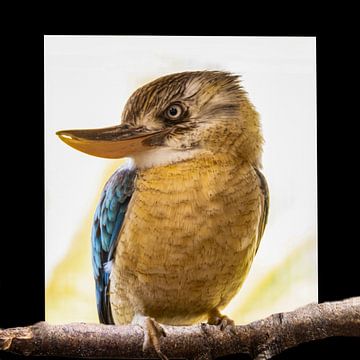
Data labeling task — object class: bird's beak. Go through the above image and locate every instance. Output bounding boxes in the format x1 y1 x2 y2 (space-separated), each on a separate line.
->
56 124 167 159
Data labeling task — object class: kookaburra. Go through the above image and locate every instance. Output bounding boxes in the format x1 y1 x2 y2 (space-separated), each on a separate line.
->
57 71 269 359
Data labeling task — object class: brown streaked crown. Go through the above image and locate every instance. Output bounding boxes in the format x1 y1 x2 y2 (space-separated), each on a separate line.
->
121 71 245 127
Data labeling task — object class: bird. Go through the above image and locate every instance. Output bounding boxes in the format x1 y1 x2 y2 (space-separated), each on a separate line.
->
57 70 269 359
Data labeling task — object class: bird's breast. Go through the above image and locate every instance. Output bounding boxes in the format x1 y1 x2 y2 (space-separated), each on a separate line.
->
110 152 262 325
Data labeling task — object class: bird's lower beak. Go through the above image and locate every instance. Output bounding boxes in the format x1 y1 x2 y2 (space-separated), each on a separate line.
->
56 125 166 159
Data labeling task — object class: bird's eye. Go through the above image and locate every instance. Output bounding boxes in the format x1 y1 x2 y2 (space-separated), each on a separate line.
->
165 104 183 120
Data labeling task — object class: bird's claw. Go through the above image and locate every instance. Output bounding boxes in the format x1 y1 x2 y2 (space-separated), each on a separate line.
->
132 314 168 360
208 311 236 334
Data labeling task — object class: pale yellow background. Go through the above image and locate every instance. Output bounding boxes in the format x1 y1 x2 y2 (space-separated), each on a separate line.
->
44 36 317 324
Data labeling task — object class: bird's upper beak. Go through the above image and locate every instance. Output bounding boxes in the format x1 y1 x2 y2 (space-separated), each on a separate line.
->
56 124 167 159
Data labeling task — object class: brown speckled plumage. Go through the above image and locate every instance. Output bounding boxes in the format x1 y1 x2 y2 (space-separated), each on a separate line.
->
110 152 265 325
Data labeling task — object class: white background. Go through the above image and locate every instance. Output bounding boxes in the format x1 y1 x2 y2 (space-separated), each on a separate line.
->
45 36 316 321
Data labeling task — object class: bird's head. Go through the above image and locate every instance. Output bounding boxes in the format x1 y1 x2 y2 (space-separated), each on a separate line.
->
57 71 263 168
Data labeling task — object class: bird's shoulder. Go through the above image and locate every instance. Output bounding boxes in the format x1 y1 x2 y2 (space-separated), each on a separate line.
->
92 159 137 323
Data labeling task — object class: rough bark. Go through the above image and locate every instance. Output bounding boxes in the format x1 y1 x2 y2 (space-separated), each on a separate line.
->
1 297 359 360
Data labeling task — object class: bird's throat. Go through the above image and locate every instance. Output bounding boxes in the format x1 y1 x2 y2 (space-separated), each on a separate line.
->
132 147 206 169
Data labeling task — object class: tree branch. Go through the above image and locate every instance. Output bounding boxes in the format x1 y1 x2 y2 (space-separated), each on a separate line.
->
1 297 359 360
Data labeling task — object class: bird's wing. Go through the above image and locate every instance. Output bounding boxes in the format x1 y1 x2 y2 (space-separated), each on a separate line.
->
254 168 269 254
91 160 136 324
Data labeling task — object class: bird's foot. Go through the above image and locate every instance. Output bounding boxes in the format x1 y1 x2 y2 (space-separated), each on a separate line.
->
207 309 236 333
132 314 168 360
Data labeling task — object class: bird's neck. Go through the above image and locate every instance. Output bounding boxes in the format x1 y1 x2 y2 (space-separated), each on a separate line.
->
132 147 207 170
136 151 248 181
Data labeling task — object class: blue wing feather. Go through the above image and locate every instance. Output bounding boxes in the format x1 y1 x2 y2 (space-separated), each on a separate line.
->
91 159 136 324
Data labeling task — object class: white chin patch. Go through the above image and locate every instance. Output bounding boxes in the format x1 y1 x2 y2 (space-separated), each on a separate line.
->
132 147 203 169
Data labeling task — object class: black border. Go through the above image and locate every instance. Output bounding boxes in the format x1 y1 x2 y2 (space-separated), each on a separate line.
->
1 34 45 329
